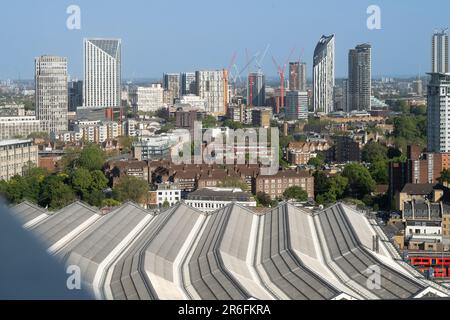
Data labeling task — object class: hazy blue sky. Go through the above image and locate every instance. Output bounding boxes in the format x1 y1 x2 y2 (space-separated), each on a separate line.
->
0 0 448 79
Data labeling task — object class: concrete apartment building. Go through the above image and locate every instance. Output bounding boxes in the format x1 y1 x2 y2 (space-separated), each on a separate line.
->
252 107 272 128
247 71 265 107
83 38 122 108
0 139 38 181
285 91 308 120
163 73 181 102
181 72 196 95
35 55 68 134
348 44 372 112
175 94 207 111
129 85 165 113
289 61 307 92
0 116 40 140
432 29 448 73
427 73 450 153
227 104 252 125
195 70 227 115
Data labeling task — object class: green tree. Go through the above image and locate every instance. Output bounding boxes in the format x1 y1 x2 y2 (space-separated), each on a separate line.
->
314 173 348 205
313 171 329 197
59 147 81 170
83 190 105 208
202 115 218 128
113 175 148 204
256 192 272 207
118 136 136 153
217 176 249 191
308 156 324 168
392 115 427 151
369 160 389 184
283 186 308 202
90 170 108 190
328 174 349 199
101 198 121 207
162 199 170 208
22 167 48 202
39 175 76 210
223 119 244 130
3 176 28 203
361 141 388 163
439 169 450 184
342 163 376 199
77 144 106 171
71 168 94 196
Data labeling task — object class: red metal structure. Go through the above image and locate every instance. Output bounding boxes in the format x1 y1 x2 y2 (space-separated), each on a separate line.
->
272 47 295 114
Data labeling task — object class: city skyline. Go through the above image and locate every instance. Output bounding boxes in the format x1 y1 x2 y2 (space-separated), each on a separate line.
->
0 0 449 80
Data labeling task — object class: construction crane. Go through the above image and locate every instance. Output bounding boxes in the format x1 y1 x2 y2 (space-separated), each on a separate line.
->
247 45 270 107
272 47 295 114
223 52 238 114
228 51 258 100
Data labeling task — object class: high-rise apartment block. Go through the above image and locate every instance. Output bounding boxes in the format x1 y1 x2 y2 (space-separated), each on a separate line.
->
432 29 449 73
285 91 308 120
313 35 335 114
195 70 227 115
427 73 450 152
348 44 372 111
129 85 165 113
83 38 122 108
289 62 307 92
181 72 196 95
35 55 68 134
247 72 265 106
163 73 181 102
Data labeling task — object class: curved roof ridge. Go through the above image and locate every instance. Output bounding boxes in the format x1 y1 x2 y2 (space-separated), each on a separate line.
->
11 200 47 213
46 200 100 216
107 201 156 217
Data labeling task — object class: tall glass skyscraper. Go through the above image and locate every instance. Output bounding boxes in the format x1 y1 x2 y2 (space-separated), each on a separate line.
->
313 34 335 114
83 38 122 108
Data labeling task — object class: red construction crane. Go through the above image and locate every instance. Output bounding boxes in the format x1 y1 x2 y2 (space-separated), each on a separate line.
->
272 47 295 114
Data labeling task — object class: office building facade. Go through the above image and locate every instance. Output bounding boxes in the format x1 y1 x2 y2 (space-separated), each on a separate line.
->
35 55 68 134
